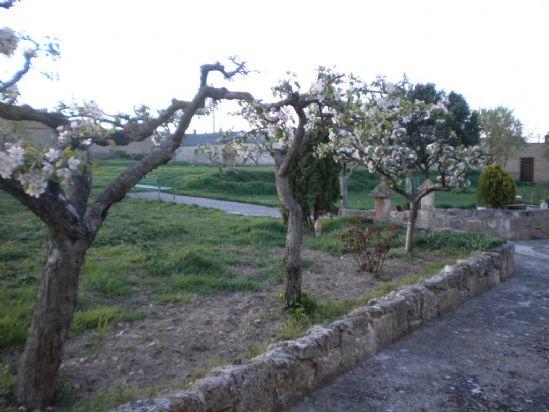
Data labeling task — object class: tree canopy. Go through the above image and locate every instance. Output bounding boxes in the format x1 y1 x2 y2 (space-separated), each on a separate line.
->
404 83 480 178
479 106 525 167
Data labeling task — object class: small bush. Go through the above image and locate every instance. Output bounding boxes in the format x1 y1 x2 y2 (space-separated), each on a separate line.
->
477 164 516 208
339 222 400 274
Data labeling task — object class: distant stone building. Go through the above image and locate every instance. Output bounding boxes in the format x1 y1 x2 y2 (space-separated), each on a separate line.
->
90 130 274 165
505 143 549 184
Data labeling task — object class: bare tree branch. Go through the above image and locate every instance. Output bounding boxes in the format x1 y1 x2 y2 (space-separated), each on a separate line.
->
199 60 248 89
0 49 36 92
0 0 18 9
85 85 253 234
0 102 68 129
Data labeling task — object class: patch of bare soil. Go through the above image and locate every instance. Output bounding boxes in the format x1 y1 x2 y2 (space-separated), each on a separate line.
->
60 247 460 402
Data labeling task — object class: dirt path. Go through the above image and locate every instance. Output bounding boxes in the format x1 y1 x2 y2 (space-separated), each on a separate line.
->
128 192 281 217
290 239 549 411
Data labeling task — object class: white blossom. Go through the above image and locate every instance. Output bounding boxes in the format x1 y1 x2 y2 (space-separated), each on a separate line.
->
45 148 60 162
18 173 48 198
56 168 71 182
68 157 80 170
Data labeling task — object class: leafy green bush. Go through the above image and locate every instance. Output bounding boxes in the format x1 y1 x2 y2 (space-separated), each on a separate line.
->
114 150 144 161
414 232 504 252
477 164 516 208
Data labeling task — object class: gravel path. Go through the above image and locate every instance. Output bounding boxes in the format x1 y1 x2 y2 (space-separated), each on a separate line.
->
128 192 281 218
290 239 549 412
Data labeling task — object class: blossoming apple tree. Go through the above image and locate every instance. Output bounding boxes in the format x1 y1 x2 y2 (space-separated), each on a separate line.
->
239 69 346 307
0 6 253 407
324 77 484 252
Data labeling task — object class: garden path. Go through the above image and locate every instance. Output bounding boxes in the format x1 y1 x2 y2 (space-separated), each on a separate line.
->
290 239 549 411
128 191 281 217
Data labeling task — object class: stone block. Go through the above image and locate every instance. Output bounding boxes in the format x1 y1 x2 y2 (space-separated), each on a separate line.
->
279 325 339 360
335 318 377 368
312 349 343 383
464 219 483 233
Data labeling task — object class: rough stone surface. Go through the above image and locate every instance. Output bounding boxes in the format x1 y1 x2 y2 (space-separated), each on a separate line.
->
389 207 549 240
374 197 391 219
113 244 516 412
419 179 435 209
290 240 549 411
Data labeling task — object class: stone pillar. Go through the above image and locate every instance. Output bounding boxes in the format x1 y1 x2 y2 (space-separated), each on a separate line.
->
375 197 392 219
372 181 393 219
420 179 435 209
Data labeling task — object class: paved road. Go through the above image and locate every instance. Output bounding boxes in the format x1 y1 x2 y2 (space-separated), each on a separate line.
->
128 192 281 218
290 239 549 412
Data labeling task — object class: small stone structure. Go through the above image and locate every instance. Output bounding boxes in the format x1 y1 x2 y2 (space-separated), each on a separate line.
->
420 179 435 209
114 245 514 412
372 182 392 219
390 208 549 240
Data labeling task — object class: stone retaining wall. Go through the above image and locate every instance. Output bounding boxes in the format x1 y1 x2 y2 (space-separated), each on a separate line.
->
342 207 549 240
114 244 515 412
392 208 549 240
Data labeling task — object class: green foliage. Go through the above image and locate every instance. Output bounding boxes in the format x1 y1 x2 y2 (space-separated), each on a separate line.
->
70 385 155 412
477 164 517 208
414 232 505 251
287 128 341 226
91 160 547 211
0 189 287 349
0 362 15 400
113 150 144 161
405 83 480 178
71 307 145 336
479 107 525 166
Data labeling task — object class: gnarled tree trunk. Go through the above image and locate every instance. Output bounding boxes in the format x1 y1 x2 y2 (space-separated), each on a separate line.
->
15 232 89 409
404 200 419 253
275 171 303 308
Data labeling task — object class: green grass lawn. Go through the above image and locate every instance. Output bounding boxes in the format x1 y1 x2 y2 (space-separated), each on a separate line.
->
0 192 289 350
0 159 506 352
1 160 508 411
98 159 548 210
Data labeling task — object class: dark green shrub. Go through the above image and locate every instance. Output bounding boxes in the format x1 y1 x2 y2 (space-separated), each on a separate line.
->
287 126 341 228
477 164 516 208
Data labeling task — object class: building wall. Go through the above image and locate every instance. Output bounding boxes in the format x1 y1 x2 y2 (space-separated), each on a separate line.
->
505 143 549 183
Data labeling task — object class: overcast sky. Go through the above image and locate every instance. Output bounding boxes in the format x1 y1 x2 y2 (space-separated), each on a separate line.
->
3 0 549 139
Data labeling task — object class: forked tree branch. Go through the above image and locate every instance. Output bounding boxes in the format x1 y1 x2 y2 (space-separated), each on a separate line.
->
85 84 254 234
